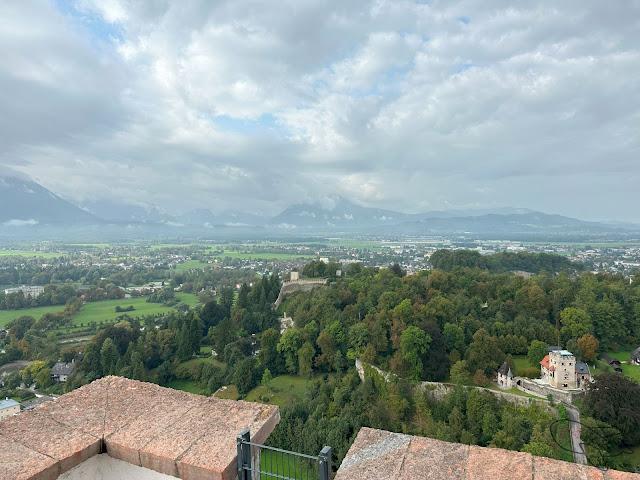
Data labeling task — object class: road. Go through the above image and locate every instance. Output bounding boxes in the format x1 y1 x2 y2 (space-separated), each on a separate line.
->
565 404 587 465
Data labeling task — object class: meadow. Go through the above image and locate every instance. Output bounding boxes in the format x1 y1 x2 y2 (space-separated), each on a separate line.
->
0 293 199 329
0 305 65 327
0 250 63 259
606 350 640 383
209 249 316 260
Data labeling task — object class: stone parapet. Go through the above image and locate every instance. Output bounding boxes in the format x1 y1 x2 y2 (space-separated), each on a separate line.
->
0 376 279 480
335 427 640 480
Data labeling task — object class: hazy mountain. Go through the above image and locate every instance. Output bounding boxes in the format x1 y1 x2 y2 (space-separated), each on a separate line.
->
0 174 99 226
416 207 537 219
384 212 635 235
1 174 636 239
270 196 414 228
79 199 178 224
217 210 266 227
178 209 218 226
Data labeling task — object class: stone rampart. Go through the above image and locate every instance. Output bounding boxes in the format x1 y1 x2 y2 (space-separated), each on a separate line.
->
356 359 553 411
515 378 585 404
274 279 327 308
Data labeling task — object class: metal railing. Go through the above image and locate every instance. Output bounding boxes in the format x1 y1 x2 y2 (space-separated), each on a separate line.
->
237 429 331 480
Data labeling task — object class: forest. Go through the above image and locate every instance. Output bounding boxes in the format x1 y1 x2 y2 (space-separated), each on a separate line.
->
1 251 639 471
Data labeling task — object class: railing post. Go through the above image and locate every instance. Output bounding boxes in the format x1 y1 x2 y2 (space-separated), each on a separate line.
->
237 429 252 480
319 446 332 480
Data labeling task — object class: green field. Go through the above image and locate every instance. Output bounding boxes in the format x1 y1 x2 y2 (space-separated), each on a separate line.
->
0 305 65 327
619 445 640 473
607 351 633 362
512 355 532 375
166 379 203 395
621 363 640 383
0 292 200 331
212 249 316 260
0 250 63 259
175 293 199 306
605 351 640 383
489 386 543 399
73 296 196 325
215 384 239 400
242 374 323 407
174 260 211 272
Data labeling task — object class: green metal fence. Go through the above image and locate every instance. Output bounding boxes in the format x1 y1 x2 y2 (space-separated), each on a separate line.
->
237 429 331 480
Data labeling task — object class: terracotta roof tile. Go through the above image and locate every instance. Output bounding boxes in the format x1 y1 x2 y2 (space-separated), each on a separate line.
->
0 376 279 480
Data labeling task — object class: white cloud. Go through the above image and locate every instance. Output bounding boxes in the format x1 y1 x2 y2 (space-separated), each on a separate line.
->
0 0 638 221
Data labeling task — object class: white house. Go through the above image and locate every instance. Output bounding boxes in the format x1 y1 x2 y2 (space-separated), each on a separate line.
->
0 398 20 419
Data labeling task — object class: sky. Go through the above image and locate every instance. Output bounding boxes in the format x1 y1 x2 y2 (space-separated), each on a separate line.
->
1 0 639 222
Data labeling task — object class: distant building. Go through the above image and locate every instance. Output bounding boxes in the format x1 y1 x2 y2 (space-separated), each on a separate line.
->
51 361 76 383
631 347 640 366
0 398 20 419
290 271 300 281
3 285 45 297
496 362 515 389
540 349 590 389
20 396 54 412
597 353 623 373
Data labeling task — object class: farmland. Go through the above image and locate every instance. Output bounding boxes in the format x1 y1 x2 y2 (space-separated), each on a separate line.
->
0 293 199 329
0 305 65 328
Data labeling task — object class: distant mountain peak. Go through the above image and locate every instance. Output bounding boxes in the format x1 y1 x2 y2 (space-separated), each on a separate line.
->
0 174 99 226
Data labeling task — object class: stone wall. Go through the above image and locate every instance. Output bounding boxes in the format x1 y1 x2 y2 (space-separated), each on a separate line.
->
356 359 553 411
516 378 585 404
274 279 327 308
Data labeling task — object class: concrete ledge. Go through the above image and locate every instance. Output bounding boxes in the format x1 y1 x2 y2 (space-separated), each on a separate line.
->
335 427 640 480
0 376 280 480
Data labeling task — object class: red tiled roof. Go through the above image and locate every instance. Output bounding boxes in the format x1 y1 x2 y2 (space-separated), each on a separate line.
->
540 354 555 371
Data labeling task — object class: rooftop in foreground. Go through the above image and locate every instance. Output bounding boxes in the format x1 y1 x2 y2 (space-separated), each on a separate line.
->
0 376 279 480
335 427 640 480
2 377 639 480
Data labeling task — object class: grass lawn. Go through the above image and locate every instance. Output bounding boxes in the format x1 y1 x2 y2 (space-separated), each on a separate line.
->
619 444 640 473
550 420 574 463
174 260 210 272
0 250 63 259
175 292 199 306
621 363 640 383
244 375 322 407
607 351 633 362
0 305 66 328
496 387 544 400
512 355 532 375
200 346 212 355
72 298 176 325
605 351 640 383
166 379 204 395
215 385 239 400
212 249 315 260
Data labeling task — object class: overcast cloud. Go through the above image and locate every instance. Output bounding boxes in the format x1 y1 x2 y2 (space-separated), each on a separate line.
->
1 0 639 221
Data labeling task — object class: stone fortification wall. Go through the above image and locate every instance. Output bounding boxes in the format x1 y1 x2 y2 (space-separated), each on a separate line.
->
516 378 585 404
274 279 327 308
355 359 553 411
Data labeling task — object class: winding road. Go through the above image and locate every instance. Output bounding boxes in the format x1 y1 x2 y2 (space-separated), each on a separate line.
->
565 404 587 465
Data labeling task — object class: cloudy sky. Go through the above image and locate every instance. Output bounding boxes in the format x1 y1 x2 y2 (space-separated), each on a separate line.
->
1 1 639 221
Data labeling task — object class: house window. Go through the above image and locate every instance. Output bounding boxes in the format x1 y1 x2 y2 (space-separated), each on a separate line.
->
563 384 568 387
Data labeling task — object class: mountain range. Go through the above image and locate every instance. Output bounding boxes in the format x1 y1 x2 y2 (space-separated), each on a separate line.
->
1 173 638 237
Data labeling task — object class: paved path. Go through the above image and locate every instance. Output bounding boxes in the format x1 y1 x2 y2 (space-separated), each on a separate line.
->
565 404 587 465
